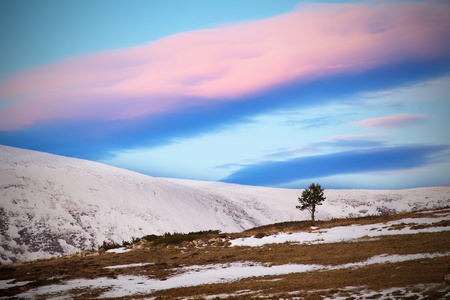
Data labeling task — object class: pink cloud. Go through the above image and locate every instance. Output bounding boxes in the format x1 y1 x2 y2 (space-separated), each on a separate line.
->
355 113 431 129
0 1 449 130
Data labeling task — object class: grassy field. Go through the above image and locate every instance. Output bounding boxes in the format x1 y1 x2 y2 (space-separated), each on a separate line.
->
1 208 449 299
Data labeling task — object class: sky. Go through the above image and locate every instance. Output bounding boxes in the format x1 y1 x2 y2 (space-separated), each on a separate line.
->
1 0 449 189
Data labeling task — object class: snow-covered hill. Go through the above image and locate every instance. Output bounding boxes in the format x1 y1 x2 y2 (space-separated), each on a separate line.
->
1 145 449 264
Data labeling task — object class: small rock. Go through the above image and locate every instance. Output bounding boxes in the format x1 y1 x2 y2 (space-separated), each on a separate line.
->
444 274 450 284
254 233 266 239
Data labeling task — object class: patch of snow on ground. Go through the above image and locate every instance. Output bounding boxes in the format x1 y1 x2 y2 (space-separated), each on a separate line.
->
16 252 449 299
324 284 449 300
104 262 153 269
0 279 30 289
431 212 450 217
105 247 132 254
329 252 448 270
203 284 450 300
231 214 450 247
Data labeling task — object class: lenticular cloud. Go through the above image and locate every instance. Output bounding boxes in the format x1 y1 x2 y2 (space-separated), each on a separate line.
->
0 1 449 130
356 114 431 129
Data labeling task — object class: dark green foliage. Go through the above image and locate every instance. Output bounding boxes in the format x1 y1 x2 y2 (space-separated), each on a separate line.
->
141 234 161 242
99 230 221 250
100 231 221 250
100 240 122 250
243 220 313 235
0 265 15 272
151 230 221 246
100 239 139 250
296 183 326 223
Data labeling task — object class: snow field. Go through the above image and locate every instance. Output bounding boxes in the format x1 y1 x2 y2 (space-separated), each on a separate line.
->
2 145 450 263
12 211 450 299
230 213 450 247
16 252 449 299
204 284 450 300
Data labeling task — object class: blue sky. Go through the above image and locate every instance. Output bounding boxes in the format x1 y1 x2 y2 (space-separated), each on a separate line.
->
1 0 449 189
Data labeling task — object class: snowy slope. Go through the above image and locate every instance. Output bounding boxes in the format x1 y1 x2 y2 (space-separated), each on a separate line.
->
1 145 449 264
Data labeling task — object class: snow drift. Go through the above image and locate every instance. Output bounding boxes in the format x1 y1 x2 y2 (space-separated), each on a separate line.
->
0 145 449 264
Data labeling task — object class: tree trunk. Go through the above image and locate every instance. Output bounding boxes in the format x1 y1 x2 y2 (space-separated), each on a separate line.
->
311 206 315 223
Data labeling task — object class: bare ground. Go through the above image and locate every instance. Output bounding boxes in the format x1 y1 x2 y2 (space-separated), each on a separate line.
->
1 208 449 299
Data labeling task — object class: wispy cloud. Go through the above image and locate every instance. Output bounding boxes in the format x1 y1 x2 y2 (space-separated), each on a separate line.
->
221 145 448 186
261 146 317 160
1 1 449 162
0 1 449 131
356 114 431 129
317 134 387 148
216 134 387 171
285 115 348 129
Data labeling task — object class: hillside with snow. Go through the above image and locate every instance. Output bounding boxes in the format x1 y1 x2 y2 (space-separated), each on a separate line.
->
1 145 449 264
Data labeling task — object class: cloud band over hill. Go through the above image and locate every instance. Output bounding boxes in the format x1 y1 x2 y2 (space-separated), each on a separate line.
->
221 145 449 186
0 0 449 188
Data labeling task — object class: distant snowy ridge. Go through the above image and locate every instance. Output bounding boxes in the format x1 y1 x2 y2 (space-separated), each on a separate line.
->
1 145 449 264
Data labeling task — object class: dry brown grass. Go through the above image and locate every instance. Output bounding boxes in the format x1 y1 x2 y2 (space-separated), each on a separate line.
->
1 207 449 299
149 257 449 299
241 208 450 237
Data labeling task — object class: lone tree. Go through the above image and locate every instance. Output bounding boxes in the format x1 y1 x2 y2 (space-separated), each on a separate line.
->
296 183 326 223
